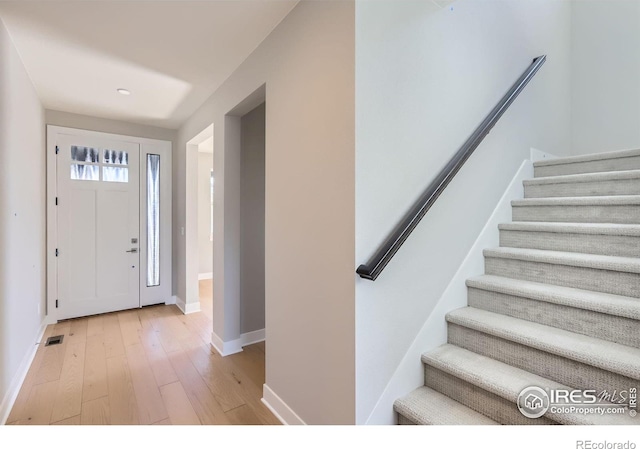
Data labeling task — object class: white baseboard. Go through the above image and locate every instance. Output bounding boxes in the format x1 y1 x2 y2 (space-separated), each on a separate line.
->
0 319 48 425
210 331 243 356
175 296 200 315
184 301 201 314
530 147 558 163
175 295 186 312
165 295 177 305
364 159 533 425
241 328 265 346
198 272 213 280
262 384 305 425
210 328 265 357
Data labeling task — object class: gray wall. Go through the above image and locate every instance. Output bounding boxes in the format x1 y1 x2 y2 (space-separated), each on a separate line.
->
571 0 640 155
176 1 355 424
197 152 213 275
0 17 46 421
240 103 265 334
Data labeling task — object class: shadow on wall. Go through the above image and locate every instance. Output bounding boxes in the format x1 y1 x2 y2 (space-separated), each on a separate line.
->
239 102 266 336
0 59 7 397
0 19 47 420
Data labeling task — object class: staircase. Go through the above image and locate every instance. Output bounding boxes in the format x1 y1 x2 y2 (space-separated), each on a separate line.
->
394 148 640 425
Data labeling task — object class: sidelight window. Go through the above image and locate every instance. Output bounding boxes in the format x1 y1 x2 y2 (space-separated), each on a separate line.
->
146 154 161 287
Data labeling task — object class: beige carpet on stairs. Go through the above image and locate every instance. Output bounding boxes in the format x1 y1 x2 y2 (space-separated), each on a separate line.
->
394 148 640 425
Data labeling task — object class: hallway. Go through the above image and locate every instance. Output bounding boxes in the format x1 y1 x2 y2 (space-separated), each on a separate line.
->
6 281 277 425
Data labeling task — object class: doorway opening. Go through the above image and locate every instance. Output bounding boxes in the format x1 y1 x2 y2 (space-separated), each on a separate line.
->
198 136 214 321
184 124 214 315
238 102 266 347
198 85 266 357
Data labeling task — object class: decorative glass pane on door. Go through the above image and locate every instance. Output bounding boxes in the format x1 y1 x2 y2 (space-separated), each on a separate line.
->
104 149 129 165
102 166 129 183
71 146 100 163
70 164 99 181
147 154 160 287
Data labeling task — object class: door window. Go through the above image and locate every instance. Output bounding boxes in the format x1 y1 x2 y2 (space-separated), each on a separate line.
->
146 154 161 287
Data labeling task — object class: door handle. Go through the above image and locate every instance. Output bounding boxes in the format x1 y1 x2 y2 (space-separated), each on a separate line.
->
126 248 138 253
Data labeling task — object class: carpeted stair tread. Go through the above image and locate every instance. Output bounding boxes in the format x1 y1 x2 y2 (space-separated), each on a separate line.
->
483 247 640 273
422 344 636 425
534 148 640 168
396 151 640 425
512 195 640 207
524 170 640 198
446 307 640 380
498 222 640 237
499 222 640 258
394 386 499 425
525 169 640 186
466 275 640 321
511 196 640 224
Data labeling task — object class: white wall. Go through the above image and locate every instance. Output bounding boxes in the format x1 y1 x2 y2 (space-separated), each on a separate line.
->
45 110 177 144
571 0 640 155
355 0 572 424
197 151 213 276
0 17 46 420
240 103 265 334
176 1 355 424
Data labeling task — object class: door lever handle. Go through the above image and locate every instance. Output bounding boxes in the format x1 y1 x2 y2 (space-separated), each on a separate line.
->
126 248 138 253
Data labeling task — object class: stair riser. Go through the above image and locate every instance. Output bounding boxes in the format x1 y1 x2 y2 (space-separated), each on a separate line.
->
398 415 417 425
525 179 640 198
535 156 640 177
512 205 640 224
423 366 556 425
499 230 640 258
468 287 640 348
448 323 637 397
484 256 640 298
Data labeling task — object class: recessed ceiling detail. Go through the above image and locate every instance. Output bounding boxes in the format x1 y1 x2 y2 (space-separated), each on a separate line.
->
0 1 299 129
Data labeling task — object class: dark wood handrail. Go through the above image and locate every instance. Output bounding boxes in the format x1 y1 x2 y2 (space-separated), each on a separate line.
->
356 55 547 281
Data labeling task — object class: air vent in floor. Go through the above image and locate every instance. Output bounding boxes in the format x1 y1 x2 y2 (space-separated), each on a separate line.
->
45 335 64 346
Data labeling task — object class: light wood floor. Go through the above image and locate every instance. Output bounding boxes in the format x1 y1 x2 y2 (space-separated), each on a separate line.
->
6 280 278 425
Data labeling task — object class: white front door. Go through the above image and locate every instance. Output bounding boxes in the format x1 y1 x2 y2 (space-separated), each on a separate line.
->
56 134 141 320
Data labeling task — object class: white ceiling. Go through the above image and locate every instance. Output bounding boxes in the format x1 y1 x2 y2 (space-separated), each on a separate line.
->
0 0 298 129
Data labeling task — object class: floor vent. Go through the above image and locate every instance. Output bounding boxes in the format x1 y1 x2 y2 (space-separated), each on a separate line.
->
45 335 64 346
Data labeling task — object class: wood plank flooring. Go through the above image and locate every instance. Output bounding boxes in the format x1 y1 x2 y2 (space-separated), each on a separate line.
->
6 280 277 425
